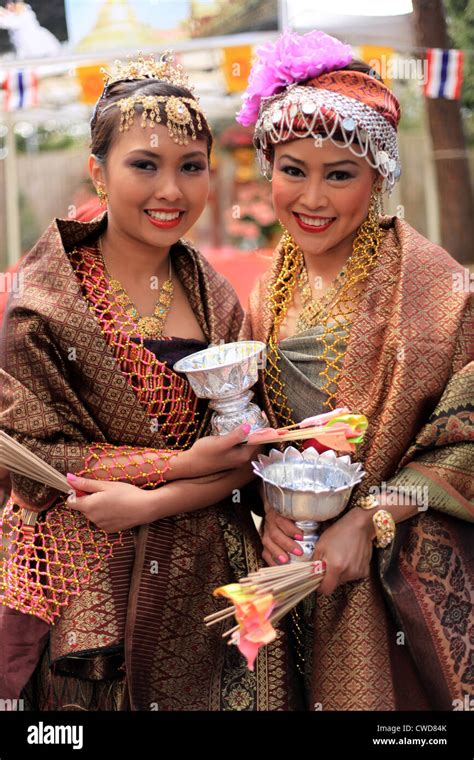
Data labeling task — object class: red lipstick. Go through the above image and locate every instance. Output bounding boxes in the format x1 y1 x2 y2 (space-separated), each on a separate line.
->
144 209 185 229
293 212 335 234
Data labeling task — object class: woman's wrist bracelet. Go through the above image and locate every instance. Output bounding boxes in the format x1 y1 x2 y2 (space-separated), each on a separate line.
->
354 494 396 548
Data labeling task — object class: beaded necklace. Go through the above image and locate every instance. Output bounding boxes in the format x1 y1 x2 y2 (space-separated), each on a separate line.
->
265 197 385 420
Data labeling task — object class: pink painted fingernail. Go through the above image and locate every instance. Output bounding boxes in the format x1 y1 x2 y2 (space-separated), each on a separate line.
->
292 547 304 556
240 423 251 434
278 554 288 564
294 533 304 540
66 472 77 481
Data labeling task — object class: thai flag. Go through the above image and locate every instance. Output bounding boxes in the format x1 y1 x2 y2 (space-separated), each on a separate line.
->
1 69 39 111
424 49 464 99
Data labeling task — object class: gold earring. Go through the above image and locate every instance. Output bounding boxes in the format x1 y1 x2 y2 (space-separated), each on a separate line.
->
96 186 108 206
377 187 385 216
370 185 384 218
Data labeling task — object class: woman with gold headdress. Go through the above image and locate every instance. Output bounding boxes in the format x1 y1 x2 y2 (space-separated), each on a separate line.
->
0 53 300 711
238 30 473 710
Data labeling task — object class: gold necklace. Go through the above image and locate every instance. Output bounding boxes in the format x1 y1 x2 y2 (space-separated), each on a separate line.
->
296 254 348 333
98 236 174 339
266 193 384 419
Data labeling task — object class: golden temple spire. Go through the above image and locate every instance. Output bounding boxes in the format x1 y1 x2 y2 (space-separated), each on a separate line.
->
75 0 160 52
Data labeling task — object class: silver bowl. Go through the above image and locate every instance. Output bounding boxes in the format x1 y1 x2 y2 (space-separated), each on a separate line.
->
174 341 267 434
252 447 365 561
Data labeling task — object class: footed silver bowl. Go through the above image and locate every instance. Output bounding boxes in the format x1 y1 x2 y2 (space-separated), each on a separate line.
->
252 446 365 561
174 341 267 435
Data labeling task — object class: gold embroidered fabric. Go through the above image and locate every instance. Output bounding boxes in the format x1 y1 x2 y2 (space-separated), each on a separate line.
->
0 213 300 710
242 215 473 709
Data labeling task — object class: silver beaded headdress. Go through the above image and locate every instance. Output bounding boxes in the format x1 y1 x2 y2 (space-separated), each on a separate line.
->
254 80 401 193
236 31 402 194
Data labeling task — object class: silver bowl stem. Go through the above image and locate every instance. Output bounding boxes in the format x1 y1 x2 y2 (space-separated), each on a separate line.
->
293 521 320 563
208 389 267 435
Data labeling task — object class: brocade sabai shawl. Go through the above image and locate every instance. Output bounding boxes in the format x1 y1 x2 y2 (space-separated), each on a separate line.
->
242 216 474 710
0 213 300 711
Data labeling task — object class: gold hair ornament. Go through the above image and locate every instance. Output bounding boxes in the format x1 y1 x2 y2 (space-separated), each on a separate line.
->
99 51 206 145
103 93 205 145
101 50 193 91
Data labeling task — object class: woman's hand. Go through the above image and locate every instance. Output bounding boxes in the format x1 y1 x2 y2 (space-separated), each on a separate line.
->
65 453 261 530
261 499 306 565
178 423 262 479
66 475 155 532
312 509 374 594
261 500 375 594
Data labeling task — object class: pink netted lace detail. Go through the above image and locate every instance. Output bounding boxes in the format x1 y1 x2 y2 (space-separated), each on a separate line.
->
0 496 123 624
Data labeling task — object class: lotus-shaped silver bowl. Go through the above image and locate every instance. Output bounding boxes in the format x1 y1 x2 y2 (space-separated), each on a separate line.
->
174 341 267 435
253 446 365 561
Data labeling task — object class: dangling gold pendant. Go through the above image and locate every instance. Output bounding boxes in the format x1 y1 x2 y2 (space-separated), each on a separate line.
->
137 315 166 339
136 278 174 338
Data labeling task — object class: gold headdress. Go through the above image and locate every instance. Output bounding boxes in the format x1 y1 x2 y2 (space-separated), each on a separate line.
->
101 51 193 91
97 51 207 146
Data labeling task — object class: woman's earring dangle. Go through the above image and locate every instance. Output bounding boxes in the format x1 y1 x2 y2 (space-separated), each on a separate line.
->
96 186 108 207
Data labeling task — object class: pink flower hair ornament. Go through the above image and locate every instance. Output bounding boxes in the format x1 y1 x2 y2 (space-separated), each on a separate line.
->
236 30 353 127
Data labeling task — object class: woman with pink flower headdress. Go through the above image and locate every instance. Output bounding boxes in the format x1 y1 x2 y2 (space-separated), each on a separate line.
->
239 30 473 710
